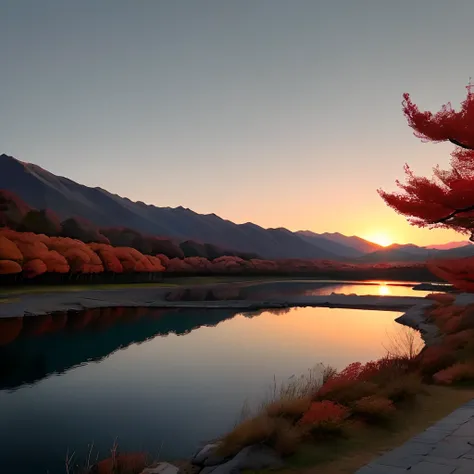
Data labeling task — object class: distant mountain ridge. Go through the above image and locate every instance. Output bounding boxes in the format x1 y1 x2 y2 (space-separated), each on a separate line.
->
355 242 474 263
0 154 377 260
1 153 471 262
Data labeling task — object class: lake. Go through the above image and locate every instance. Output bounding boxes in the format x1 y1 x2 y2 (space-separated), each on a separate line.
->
0 282 425 474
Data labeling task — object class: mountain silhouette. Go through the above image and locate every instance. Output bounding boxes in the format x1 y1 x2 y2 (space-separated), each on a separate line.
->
0 154 369 260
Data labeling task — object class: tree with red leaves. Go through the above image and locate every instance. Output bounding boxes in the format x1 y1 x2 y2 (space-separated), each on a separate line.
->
379 82 474 290
379 83 474 240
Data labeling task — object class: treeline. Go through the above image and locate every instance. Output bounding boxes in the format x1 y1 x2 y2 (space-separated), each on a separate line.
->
0 189 439 285
0 227 437 285
0 190 258 260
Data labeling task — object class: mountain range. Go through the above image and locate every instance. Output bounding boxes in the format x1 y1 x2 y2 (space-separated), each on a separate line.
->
1 153 474 263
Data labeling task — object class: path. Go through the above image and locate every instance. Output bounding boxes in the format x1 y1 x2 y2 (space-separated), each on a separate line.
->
355 399 474 473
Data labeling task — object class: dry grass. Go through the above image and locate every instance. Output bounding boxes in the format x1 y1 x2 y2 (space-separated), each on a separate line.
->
351 396 395 424
383 325 424 361
237 365 335 424
266 397 312 419
433 361 474 385
381 373 425 403
219 415 283 457
271 386 474 474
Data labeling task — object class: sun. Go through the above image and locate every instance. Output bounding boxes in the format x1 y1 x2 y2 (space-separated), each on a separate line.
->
365 233 393 247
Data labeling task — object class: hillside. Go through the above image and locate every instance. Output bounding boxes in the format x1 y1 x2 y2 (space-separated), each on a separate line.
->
296 231 379 258
356 243 474 263
0 154 363 260
317 232 382 254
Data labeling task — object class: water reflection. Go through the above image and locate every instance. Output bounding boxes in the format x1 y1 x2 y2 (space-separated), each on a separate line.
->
0 307 241 391
0 305 422 474
162 280 432 302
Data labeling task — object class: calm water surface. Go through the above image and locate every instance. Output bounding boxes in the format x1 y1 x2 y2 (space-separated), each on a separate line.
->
0 282 424 474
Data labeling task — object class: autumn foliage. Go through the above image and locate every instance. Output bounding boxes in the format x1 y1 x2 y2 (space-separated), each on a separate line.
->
298 401 349 426
379 82 474 292
0 228 166 279
0 226 432 281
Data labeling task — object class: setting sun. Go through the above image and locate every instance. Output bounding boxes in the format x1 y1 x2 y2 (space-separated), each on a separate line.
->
365 233 393 247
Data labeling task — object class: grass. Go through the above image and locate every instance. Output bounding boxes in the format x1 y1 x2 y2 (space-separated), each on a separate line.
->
279 386 474 474
234 293 474 473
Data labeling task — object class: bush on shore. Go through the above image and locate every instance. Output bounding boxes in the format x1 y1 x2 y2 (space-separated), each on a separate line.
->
218 296 474 460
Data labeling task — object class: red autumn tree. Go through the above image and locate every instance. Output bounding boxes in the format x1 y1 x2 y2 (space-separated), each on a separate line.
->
379 82 474 290
0 260 22 275
23 258 48 278
379 83 474 239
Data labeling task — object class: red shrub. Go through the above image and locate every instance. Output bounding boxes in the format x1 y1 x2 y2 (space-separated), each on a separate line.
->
425 293 455 304
299 401 349 425
96 452 147 474
443 329 474 350
433 362 474 385
419 345 457 375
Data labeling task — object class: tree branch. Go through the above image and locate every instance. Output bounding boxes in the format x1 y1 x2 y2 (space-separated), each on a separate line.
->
433 204 474 224
449 138 474 150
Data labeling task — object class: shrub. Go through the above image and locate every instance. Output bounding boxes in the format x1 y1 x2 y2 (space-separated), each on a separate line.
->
219 415 277 456
381 373 424 403
266 396 311 419
443 329 474 350
425 293 455 304
443 315 463 334
269 418 304 456
95 452 148 474
299 401 349 425
433 362 474 385
298 401 349 438
315 379 379 405
419 345 457 376
352 396 396 423
456 305 474 331
428 305 465 333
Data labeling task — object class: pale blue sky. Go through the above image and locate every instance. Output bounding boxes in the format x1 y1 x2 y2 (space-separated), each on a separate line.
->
1 0 473 245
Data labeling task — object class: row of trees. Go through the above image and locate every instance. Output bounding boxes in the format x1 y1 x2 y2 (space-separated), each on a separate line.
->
0 228 428 282
0 190 258 261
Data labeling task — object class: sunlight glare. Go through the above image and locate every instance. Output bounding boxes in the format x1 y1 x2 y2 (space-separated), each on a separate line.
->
378 284 390 296
365 233 393 247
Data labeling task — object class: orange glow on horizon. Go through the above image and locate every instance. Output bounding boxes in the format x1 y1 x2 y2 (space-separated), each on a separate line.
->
363 232 393 247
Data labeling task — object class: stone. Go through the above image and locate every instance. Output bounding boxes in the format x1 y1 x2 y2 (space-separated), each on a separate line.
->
430 439 472 459
354 465 407 473
192 443 220 464
407 461 456 474
374 452 424 469
141 462 179 474
191 442 230 467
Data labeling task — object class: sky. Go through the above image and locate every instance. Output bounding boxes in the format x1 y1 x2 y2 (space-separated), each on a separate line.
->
1 0 474 247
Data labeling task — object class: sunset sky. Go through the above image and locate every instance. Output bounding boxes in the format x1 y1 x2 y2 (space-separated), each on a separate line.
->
2 0 474 247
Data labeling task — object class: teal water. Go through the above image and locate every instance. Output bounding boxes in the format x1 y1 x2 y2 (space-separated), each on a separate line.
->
0 282 424 474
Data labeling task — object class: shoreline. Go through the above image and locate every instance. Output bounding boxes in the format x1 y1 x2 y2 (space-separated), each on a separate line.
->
0 280 442 347
0 285 428 317
0 280 448 474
